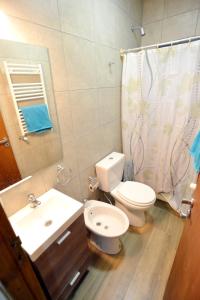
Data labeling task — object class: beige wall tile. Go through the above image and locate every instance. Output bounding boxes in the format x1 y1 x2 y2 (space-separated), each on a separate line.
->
69 89 99 136
63 34 96 89
115 8 138 49
94 0 116 48
195 11 200 35
114 50 123 86
162 10 198 42
75 129 102 172
0 0 60 30
129 0 143 24
95 45 117 88
112 0 130 13
62 138 79 179
112 119 122 152
165 0 200 17
98 120 122 156
143 0 165 24
98 87 120 125
142 0 200 46
58 0 94 40
113 0 143 25
55 91 74 142
142 21 162 46
56 175 82 201
41 163 59 192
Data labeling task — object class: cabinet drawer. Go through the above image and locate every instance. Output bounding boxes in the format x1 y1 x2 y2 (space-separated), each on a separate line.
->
35 214 89 299
58 256 91 300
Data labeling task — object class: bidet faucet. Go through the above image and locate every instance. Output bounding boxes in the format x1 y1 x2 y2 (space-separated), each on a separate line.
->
28 193 41 208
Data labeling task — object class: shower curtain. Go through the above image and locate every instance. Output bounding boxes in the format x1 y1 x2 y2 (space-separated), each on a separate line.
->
122 41 200 210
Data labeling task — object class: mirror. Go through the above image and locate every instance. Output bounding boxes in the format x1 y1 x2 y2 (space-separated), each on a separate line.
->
0 39 62 190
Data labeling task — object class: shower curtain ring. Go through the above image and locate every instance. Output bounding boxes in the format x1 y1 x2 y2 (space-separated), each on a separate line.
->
156 43 161 53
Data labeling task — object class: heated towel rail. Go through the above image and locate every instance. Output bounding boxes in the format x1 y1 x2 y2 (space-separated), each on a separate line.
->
4 62 49 138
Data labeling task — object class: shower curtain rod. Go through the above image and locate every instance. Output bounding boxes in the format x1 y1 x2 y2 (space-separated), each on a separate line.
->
120 35 200 55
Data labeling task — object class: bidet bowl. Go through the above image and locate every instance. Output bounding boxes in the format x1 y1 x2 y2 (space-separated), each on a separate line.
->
85 204 129 238
84 200 129 254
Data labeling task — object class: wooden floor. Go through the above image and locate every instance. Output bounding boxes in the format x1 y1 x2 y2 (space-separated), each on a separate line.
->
70 201 184 300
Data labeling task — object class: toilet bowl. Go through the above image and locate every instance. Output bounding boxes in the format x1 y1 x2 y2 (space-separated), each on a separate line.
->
111 181 156 227
84 200 129 254
96 152 156 227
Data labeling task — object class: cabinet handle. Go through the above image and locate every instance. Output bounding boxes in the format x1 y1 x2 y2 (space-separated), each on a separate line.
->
56 230 71 245
69 271 80 286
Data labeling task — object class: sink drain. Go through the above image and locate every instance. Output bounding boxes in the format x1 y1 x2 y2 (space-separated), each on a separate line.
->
96 222 101 226
44 220 53 227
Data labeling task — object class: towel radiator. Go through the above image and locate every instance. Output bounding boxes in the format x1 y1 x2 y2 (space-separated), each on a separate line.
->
4 62 49 138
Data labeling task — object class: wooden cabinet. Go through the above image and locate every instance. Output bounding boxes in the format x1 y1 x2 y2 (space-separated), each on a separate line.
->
34 214 90 300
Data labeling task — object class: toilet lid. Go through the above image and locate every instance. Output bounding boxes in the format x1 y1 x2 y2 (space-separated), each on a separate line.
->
116 181 156 206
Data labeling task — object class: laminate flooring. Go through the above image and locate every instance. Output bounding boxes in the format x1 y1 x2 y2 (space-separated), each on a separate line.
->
70 201 184 300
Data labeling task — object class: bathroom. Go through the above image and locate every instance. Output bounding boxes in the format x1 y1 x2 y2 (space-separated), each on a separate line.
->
0 0 200 299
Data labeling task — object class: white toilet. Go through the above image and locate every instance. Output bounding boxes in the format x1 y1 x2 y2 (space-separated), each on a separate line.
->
96 152 156 227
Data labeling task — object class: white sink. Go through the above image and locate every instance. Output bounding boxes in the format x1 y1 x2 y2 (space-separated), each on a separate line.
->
9 188 83 261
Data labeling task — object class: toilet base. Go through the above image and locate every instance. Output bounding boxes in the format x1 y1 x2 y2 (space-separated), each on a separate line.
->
89 232 121 255
115 201 146 227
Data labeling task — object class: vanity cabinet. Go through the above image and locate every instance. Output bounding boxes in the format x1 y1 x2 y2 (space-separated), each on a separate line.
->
34 214 90 300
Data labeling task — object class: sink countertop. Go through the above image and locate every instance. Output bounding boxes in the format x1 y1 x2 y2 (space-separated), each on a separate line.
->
9 188 83 261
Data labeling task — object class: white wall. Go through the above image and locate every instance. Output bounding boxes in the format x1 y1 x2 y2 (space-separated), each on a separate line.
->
0 0 142 216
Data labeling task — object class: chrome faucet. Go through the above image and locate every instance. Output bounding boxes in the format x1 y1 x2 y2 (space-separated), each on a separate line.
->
28 193 41 208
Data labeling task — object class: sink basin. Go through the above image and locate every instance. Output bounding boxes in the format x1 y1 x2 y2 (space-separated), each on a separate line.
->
9 188 83 261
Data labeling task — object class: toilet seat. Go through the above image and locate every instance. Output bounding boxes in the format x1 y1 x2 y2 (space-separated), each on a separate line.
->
115 181 156 207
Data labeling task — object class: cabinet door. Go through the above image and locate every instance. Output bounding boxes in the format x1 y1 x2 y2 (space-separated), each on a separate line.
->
164 176 200 300
35 214 90 299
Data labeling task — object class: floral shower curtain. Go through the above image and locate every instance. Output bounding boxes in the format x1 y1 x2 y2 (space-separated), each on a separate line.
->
122 41 200 210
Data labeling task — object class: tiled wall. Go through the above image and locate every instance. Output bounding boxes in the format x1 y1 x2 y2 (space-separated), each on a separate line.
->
142 0 200 46
0 0 142 216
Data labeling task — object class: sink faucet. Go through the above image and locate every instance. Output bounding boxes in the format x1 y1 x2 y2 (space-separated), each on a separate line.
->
28 193 41 208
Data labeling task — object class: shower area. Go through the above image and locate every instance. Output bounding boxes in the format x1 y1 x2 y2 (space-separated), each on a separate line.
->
121 37 200 212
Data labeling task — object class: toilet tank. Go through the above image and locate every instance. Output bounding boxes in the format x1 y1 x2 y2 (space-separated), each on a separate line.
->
96 152 125 192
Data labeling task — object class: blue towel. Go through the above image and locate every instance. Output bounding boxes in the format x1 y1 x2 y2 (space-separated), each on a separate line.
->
20 104 53 133
189 131 200 172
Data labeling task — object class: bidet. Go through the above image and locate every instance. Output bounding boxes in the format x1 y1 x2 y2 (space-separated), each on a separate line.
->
84 200 129 254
